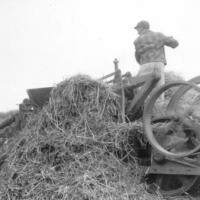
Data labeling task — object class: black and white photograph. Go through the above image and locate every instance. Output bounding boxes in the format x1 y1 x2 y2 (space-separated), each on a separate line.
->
0 0 200 199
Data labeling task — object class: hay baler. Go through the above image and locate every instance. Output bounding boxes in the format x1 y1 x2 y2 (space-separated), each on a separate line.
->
2 59 200 196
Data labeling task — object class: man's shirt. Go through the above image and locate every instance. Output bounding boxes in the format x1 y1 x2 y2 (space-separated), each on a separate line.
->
134 30 179 65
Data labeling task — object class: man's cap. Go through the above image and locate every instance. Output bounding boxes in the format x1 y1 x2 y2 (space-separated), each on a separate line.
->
135 20 150 29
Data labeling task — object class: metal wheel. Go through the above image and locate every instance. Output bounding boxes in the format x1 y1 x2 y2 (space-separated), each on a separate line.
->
143 81 200 158
144 79 200 196
152 174 198 196
167 76 200 113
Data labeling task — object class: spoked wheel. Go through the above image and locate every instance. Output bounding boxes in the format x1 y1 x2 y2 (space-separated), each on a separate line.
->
151 174 198 196
143 80 200 158
143 80 200 195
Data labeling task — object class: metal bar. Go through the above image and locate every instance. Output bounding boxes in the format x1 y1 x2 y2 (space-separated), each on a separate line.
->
113 75 150 93
167 158 198 168
106 79 114 84
118 70 125 122
113 58 119 71
99 72 117 81
149 159 200 175
113 59 121 84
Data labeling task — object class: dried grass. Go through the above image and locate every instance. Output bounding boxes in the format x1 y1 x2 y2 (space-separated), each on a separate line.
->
0 75 162 200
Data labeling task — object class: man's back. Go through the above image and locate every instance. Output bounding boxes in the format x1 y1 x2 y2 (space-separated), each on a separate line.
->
134 30 178 65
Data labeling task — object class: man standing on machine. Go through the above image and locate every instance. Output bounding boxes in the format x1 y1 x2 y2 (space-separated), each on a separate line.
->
134 20 179 100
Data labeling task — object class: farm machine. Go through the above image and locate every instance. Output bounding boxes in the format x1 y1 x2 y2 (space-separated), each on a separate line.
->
1 59 200 196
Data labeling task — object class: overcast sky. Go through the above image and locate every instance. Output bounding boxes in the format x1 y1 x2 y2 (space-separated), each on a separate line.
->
0 0 200 111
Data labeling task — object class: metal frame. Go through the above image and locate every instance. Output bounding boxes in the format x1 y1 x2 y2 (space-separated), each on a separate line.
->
100 58 161 122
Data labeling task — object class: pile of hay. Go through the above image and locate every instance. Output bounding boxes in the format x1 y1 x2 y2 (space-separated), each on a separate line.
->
0 75 158 200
